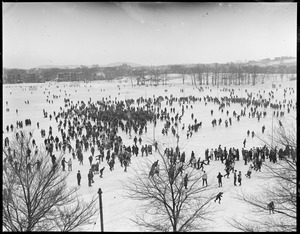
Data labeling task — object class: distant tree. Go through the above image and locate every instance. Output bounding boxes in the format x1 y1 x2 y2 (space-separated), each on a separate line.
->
236 64 243 85
227 118 297 232
189 66 198 86
228 63 236 85
212 63 220 86
179 65 187 84
162 68 169 85
204 65 210 85
278 65 287 82
3 131 98 231
123 143 216 232
196 64 204 86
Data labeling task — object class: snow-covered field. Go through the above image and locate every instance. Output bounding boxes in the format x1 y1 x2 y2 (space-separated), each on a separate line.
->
2 76 297 231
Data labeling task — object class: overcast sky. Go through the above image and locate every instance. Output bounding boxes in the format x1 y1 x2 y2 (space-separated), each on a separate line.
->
3 2 297 69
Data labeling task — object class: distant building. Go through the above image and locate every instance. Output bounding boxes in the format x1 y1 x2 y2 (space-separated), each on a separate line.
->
57 72 83 82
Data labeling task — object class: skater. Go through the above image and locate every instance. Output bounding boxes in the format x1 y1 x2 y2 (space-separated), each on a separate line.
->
262 125 265 134
217 172 223 187
202 171 208 186
243 139 246 148
233 170 237 186
238 171 242 186
99 167 105 178
199 159 207 171
267 201 275 214
77 170 81 186
184 174 188 189
67 158 72 171
214 192 223 204
88 169 93 187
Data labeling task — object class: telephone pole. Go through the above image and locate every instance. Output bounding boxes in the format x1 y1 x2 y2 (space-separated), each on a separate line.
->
98 188 104 232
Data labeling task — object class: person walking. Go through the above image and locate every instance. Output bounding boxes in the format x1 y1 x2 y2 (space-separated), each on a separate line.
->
77 170 81 186
238 171 242 186
202 171 208 186
217 172 223 187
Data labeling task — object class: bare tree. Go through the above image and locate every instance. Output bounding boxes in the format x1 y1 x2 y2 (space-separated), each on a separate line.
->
189 66 199 87
123 143 216 232
3 131 98 231
227 118 297 232
196 64 204 86
179 65 187 84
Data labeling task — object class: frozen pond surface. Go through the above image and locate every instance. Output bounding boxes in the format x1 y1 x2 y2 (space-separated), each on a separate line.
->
2 76 297 231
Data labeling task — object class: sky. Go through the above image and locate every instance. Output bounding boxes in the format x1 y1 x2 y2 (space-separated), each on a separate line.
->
3 2 297 69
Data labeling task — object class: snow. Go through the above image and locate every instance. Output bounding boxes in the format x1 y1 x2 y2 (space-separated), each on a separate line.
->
2 75 297 231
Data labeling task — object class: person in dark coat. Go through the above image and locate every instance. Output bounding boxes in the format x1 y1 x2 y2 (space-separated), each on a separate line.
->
50 154 56 166
61 157 67 171
217 172 223 187
77 170 81 186
183 174 188 189
36 159 41 170
149 160 159 177
262 125 265 134
214 192 223 204
109 159 115 171
133 136 137 145
88 170 93 187
202 171 208 186
233 170 237 186
224 166 230 178
88 155 93 166
91 146 95 156
267 201 275 214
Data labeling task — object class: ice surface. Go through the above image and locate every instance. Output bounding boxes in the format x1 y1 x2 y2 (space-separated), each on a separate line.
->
2 75 297 231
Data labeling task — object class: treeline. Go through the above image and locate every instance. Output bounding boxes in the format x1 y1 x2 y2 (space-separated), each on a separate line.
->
2 61 296 85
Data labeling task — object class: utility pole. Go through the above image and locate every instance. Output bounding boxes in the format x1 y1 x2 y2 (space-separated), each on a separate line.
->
153 118 156 141
98 188 104 232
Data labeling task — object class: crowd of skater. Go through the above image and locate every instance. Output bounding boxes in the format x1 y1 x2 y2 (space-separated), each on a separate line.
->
3 82 297 206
